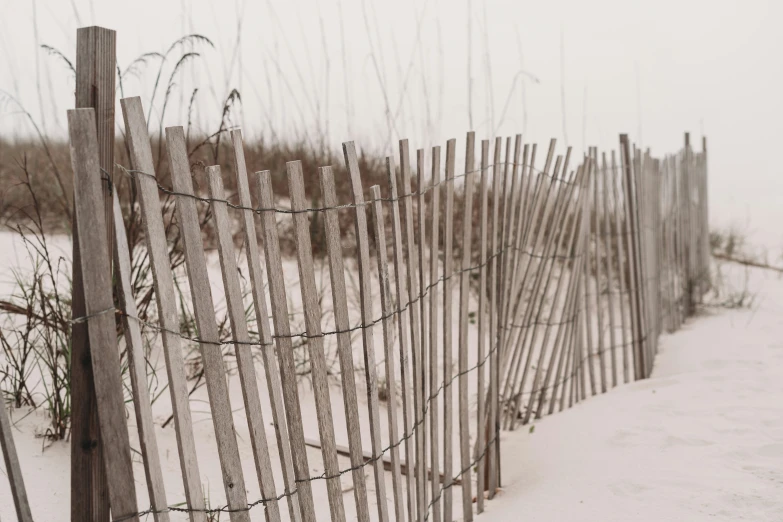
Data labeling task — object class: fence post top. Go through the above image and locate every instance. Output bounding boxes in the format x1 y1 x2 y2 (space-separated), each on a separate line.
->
78 25 115 32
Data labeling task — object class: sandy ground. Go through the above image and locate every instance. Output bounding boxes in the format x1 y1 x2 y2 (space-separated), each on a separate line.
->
485 265 783 521
1 230 781 520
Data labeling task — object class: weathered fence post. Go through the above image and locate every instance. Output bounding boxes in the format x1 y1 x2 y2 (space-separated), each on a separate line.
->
72 26 115 522
69 108 139 522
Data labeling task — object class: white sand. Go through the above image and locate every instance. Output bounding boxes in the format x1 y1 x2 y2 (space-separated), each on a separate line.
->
1 230 781 521
486 265 783 521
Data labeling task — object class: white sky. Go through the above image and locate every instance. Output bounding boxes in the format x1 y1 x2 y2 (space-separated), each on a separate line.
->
1 0 781 249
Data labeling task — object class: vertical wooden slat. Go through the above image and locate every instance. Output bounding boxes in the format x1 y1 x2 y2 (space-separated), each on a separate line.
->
504 141 555 353
120 97 206 522
672 154 681 329
537 209 585 419
319 166 372 522
601 153 619 389
701 137 710 293
549 278 579 415
441 139 456 522
493 134 517 493
165 129 249 522
343 142 391 522
498 137 522 377
369 184 406 522
508 156 573 423
611 151 632 384
580 158 598 397
504 145 548 414
621 143 641 379
476 139 490 512
255 170 317 522
637 146 651 376
287 161 347 522
564 307 577 410
112 194 169 522
415 148 430 519
428 146 442 522
523 165 585 424
72 27 115 521
207 167 282 522
385 155 417 522
457 131 476 522
230 130 301 522
620 135 646 380
591 148 608 394
683 132 693 316
0 383 33 522
398 139 425 521
485 136 501 499
500 140 536 364
502 143 559 427
662 157 675 332
677 148 687 327
506 156 572 427
68 108 139 522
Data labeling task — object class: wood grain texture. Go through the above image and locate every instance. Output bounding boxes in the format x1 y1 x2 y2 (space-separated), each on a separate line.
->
0 387 33 522
120 96 206 522
165 128 249 521
398 139 425 522
68 108 139 521
475 140 489 511
255 169 317 522
536 202 586 418
503 143 535 366
319 166 372 522
591 148 608 394
415 149 430 521
620 136 645 380
72 27 115 521
633 147 652 378
601 153 619 389
504 152 566 428
441 139 456 522
501 146 554 400
230 130 301 522
525 165 587 423
508 156 573 425
485 136 503 494
286 161 347 522
206 166 282 522
499 143 528 365
490 135 516 496
581 159 598 397
369 184 406 522
385 155 417 522
502 146 555 426
457 132 475 522
112 193 170 522
343 142 390 522
428 146 442 522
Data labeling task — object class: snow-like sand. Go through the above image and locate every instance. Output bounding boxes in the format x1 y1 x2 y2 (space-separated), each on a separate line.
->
1 229 781 520
486 265 783 521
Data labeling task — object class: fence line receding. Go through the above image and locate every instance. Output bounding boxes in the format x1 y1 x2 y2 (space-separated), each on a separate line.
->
0 28 710 522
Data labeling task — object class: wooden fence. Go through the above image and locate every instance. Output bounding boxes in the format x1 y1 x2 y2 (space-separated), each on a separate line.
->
0 26 709 522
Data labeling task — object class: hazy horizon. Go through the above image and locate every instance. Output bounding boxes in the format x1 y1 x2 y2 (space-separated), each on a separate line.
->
1 0 781 250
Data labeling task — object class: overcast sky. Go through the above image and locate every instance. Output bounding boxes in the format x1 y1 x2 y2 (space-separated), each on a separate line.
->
1 0 781 249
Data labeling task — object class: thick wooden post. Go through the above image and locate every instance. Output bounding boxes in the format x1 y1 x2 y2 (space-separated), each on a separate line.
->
69 108 140 522
71 26 115 522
